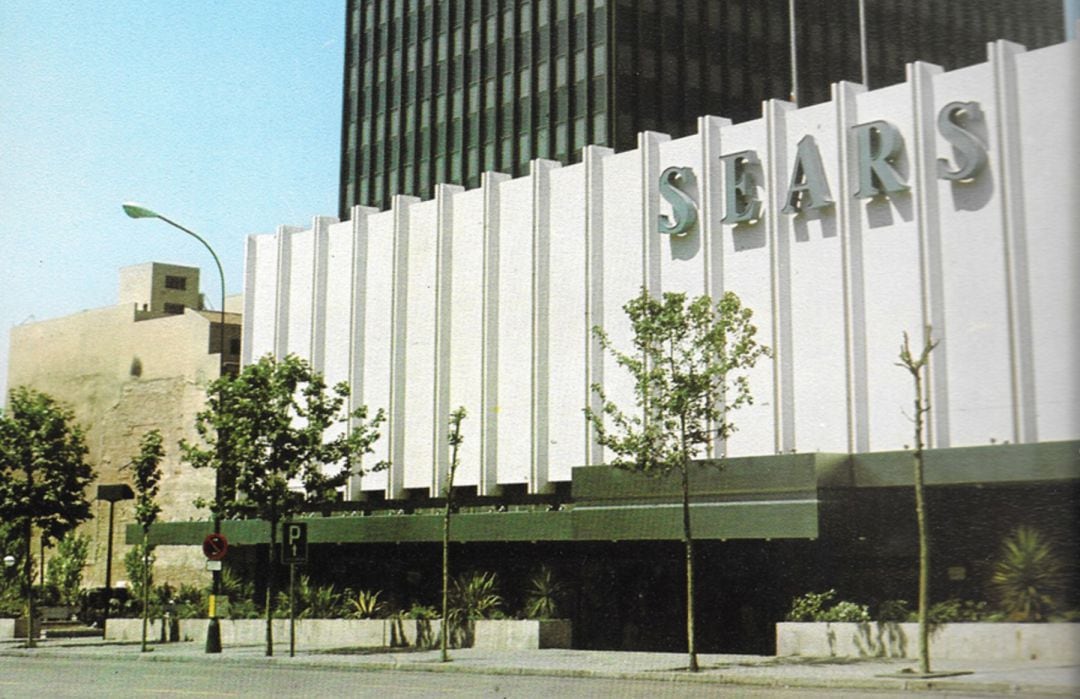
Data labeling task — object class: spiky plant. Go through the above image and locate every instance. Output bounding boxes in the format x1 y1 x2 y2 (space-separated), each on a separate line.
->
990 526 1065 621
451 571 503 621
345 589 387 619
524 565 566 620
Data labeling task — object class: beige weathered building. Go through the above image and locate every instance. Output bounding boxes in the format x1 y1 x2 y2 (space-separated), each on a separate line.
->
7 262 241 589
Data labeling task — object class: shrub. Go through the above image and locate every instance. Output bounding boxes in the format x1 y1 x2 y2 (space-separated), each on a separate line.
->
403 603 439 620
786 590 837 622
122 542 154 609
220 568 258 619
786 590 869 622
118 542 155 617
274 575 343 619
171 584 207 619
877 599 913 622
927 598 991 624
820 600 871 622
0 583 22 617
345 589 388 619
45 533 89 606
523 565 566 620
450 571 503 621
990 526 1065 622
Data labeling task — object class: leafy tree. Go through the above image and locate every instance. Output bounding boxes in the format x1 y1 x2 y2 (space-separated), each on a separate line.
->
0 387 94 647
896 329 938 674
990 526 1065 621
440 406 466 662
122 541 155 612
181 353 387 656
45 532 90 606
585 289 768 672
124 429 163 652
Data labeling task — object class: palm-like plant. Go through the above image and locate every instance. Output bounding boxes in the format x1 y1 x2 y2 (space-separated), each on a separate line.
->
990 526 1065 621
524 566 565 620
275 575 342 619
451 571 503 621
345 589 388 619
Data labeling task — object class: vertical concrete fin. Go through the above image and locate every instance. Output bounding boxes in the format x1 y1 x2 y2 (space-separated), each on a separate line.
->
584 146 614 468
698 115 732 300
309 215 338 373
765 99 797 454
531 159 561 495
697 114 731 458
432 183 465 496
346 205 379 500
990 39 1038 444
834 80 870 454
272 224 303 360
909 60 949 448
387 194 421 500
240 234 260 368
639 130 671 295
480 171 512 496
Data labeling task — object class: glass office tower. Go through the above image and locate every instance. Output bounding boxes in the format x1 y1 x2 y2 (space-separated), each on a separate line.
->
339 0 1064 217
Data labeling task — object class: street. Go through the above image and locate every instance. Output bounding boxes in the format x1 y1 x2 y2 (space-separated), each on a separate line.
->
0 655 1032 699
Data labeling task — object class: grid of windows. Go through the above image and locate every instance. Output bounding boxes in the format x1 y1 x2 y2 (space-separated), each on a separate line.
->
342 0 609 215
340 0 1063 217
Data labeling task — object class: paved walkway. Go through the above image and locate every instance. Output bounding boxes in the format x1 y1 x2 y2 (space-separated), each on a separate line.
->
2 638 1077 696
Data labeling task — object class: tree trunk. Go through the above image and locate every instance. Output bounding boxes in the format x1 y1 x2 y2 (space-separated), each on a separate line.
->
441 409 465 662
681 463 698 672
266 519 277 657
23 518 34 648
913 369 931 674
441 496 451 662
141 533 150 652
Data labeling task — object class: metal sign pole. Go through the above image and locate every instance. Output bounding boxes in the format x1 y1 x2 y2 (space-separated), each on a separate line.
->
289 562 296 658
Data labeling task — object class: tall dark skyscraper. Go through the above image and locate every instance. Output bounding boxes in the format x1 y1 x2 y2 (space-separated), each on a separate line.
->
339 0 1064 217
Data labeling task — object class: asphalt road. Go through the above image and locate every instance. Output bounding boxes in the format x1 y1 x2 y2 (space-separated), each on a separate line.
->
0 656 1014 698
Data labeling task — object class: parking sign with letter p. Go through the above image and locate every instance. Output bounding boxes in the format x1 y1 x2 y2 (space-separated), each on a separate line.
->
281 522 308 564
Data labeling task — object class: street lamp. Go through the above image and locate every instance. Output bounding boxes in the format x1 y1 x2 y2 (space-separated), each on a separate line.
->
96 483 134 629
122 202 227 654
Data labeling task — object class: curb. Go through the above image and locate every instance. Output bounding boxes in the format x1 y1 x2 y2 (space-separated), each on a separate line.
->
1 644 1075 696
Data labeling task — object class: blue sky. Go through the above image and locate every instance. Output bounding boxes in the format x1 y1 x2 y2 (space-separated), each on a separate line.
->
0 1 345 398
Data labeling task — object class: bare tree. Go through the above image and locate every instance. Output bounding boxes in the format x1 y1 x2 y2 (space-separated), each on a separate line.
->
897 328 938 675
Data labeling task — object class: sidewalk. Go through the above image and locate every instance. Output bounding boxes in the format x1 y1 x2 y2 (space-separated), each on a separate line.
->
2 637 1078 696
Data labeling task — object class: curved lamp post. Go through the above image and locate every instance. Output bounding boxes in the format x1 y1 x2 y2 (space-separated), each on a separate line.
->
122 202 226 654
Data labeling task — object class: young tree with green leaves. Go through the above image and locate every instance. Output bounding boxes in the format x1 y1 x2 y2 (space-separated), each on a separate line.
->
896 329 938 675
45 532 90 607
181 354 387 656
585 289 768 672
0 387 94 648
125 429 163 652
440 406 466 662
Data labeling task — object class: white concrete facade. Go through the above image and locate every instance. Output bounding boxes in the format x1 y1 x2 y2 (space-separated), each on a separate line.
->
244 39 1079 499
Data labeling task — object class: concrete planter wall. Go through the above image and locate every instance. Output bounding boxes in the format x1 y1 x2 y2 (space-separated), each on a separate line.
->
103 618 179 643
471 619 571 649
40 605 78 622
0 618 15 639
106 617 571 650
777 622 1080 663
180 619 424 648
12 617 41 640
